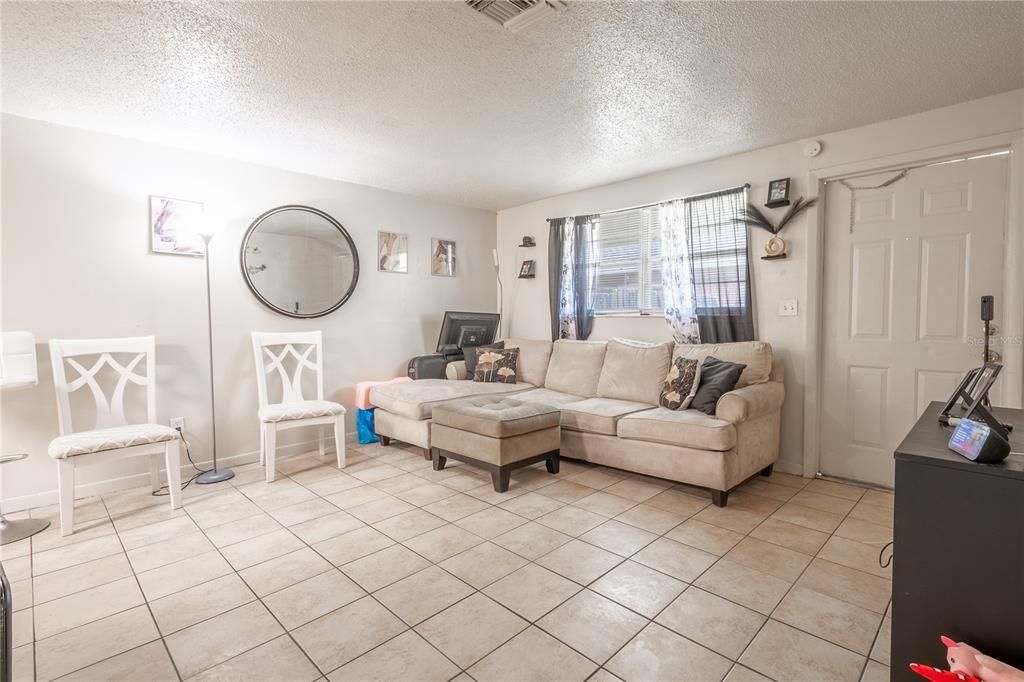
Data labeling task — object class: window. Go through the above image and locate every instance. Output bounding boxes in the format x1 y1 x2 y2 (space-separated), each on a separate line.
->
588 186 748 317
590 207 663 315
686 188 749 314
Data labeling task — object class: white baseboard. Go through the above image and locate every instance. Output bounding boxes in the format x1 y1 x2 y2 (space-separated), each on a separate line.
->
2 430 360 513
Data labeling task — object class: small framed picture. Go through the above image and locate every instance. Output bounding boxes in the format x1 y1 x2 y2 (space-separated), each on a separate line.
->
150 196 205 256
518 260 536 278
431 238 456 277
765 178 791 208
378 231 408 273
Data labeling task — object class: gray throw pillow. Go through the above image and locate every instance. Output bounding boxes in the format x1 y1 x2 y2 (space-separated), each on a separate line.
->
464 341 504 377
691 356 747 415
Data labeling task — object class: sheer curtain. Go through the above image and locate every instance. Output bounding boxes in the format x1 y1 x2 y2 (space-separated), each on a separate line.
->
548 215 599 340
686 187 755 342
660 199 700 344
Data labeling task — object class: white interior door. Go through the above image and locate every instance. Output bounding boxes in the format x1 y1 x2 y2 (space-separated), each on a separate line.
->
820 153 1010 487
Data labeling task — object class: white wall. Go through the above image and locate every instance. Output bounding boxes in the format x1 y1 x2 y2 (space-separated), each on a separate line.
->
497 89 1024 475
1 115 497 510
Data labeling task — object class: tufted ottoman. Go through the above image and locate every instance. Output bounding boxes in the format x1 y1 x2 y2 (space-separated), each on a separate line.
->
430 396 560 492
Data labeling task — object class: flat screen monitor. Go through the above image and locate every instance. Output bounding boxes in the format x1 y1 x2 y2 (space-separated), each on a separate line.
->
436 311 500 352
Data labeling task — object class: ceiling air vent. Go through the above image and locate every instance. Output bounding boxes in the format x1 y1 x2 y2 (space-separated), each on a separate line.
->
465 0 567 32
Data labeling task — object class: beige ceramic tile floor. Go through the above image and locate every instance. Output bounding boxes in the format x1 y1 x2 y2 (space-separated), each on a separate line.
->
0 442 893 681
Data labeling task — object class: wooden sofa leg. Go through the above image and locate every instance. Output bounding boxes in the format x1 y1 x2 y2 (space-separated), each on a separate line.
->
432 449 447 471
422 447 432 460
760 463 774 477
491 467 511 493
380 436 391 446
712 490 729 507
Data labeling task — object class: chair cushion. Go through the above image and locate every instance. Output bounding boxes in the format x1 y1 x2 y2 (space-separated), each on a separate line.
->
369 379 530 420
672 341 773 388
502 338 553 386
544 340 608 397
431 396 559 438
48 424 178 459
597 338 672 405
259 399 346 423
617 407 737 451
559 398 652 436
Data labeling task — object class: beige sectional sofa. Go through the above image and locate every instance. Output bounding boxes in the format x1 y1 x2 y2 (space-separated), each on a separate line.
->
370 338 785 506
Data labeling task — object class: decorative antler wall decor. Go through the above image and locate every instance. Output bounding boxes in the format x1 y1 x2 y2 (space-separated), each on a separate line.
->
733 196 817 259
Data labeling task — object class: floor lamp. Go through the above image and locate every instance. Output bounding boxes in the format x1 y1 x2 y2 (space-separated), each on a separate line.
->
195 229 234 484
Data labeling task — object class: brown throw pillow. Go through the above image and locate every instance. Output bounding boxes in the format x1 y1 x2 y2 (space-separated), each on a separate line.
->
473 347 519 384
463 341 504 376
660 357 700 410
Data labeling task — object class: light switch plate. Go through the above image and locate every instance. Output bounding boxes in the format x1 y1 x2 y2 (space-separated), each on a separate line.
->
779 299 799 317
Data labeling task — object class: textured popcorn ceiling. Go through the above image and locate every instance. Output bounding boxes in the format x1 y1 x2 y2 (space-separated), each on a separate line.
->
2 1 1022 210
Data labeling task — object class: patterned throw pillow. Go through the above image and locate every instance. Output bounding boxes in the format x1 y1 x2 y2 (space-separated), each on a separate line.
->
659 357 700 410
472 347 520 384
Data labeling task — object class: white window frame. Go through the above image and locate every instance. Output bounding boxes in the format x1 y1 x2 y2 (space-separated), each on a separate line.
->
591 207 662 317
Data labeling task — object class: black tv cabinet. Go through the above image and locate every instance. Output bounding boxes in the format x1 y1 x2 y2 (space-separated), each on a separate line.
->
892 401 1024 680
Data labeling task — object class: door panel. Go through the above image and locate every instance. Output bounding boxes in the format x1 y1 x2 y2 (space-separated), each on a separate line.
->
821 154 1009 486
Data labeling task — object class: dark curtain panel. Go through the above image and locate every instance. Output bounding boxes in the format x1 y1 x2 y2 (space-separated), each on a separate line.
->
571 215 599 340
547 218 567 341
686 188 755 342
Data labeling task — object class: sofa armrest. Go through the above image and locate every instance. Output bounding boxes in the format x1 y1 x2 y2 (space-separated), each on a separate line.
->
716 381 784 424
445 360 468 380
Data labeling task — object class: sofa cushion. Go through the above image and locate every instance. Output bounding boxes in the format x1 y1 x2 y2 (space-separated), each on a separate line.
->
432 396 559 438
472 347 519 384
559 397 653 436
691 357 746 415
369 379 529 420
659 357 700 410
617 407 737 451
512 388 584 408
544 340 607 397
673 341 773 388
502 338 553 387
596 338 672 405
465 341 504 376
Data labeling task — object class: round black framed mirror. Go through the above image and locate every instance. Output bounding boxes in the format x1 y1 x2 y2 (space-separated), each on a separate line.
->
240 205 359 318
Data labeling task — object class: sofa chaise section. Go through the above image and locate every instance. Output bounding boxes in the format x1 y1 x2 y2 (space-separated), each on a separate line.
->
371 377 531 458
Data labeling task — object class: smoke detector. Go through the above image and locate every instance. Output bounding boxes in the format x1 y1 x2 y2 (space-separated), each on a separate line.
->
465 0 567 32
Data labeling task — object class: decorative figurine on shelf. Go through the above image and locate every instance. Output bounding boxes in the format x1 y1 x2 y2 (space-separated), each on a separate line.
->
733 195 817 260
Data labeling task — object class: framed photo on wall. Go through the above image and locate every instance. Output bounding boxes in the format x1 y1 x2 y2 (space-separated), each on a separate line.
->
150 196 205 256
765 178 791 208
378 231 408 273
431 238 456 277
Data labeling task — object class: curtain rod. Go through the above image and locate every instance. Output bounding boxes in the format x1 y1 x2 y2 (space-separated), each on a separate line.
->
545 183 750 222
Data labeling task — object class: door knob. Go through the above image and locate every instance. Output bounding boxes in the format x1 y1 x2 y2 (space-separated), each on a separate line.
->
986 349 1002 363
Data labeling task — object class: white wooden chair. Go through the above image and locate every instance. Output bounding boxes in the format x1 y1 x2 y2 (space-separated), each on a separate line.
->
48 336 181 535
251 331 346 483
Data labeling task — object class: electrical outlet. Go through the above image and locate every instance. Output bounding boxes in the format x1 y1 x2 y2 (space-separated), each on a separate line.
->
169 417 185 431
778 299 799 317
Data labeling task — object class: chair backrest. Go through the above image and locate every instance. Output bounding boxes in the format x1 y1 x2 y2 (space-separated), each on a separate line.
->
49 336 157 436
251 331 324 409
0 331 38 390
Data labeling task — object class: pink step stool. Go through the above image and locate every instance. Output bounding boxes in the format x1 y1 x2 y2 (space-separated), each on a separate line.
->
355 376 412 410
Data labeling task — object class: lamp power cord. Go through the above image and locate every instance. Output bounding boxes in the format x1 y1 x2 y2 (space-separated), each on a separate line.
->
150 427 212 496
